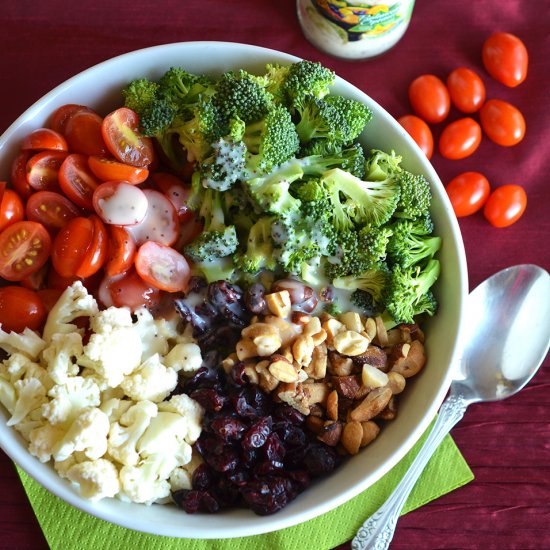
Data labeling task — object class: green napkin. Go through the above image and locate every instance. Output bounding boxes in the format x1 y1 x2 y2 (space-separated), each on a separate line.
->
17 424 473 550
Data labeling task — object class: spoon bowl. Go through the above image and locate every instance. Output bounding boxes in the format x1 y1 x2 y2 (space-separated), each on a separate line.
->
353 264 550 550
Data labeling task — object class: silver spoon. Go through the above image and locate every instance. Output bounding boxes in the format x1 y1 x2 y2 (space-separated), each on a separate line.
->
352 264 550 550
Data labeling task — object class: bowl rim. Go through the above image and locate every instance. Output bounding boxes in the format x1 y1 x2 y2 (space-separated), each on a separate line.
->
0 40 469 539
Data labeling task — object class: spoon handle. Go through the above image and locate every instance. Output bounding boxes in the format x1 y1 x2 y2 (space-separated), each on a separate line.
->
351 393 469 550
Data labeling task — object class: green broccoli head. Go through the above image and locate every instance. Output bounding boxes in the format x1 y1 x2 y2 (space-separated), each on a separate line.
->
200 137 247 192
299 142 366 179
332 264 390 305
214 69 274 123
358 224 393 267
233 216 277 274
283 60 335 107
387 218 441 268
394 172 432 220
385 259 440 324
158 67 213 115
323 95 372 142
122 78 160 116
350 289 384 316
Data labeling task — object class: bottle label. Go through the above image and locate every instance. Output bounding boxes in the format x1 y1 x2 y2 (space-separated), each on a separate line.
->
311 0 411 42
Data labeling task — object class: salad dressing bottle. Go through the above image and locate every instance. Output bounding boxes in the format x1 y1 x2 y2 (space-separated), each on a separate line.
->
296 0 415 60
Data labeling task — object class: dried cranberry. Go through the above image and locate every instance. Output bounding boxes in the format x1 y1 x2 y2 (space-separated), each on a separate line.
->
192 463 217 491
231 362 250 386
227 468 250 487
303 444 338 477
239 478 290 516
263 433 286 462
190 388 227 412
242 416 272 449
195 433 225 457
254 460 284 476
172 489 220 514
273 404 305 425
210 416 248 442
232 385 271 418
211 477 241 508
244 283 268 315
206 447 239 473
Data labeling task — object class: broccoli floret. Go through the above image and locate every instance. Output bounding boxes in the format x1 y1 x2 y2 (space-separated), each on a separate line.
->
214 69 274 123
244 159 304 214
262 63 292 104
158 67 213 117
299 142 366 178
233 217 277 274
200 137 247 192
323 95 372 142
243 105 300 176
350 289 384 316
332 265 390 304
184 189 238 263
283 60 335 107
122 78 160 116
193 257 236 284
321 167 400 227
323 230 361 279
394 171 432 220
358 224 393 267
385 259 440 324
388 219 441 268
324 301 343 317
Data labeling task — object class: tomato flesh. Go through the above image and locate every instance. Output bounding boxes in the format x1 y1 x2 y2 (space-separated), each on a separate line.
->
59 153 102 210
105 226 136 276
135 241 191 292
26 191 82 234
26 150 68 191
446 172 490 217
49 104 97 135
10 151 34 200
88 155 149 184
0 189 25 233
0 286 47 332
0 221 52 281
106 268 162 310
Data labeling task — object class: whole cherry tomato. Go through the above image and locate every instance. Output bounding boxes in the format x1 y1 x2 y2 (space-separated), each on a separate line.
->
479 99 525 147
439 118 482 160
397 115 434 159
0 187 25 233
482 32 528 88
445 172 491 217
408 75 450 124
446 67 486 113
0 286 47 333
483 184 527 227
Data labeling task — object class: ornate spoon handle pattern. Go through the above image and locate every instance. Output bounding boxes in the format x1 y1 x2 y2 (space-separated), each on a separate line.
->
351 393 469 550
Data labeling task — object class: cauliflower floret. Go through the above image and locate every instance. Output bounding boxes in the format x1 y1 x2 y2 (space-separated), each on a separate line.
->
79 307 142 388
42 376 101 428
163 342 202 373
107 400 158 467
131 308 170 361
67 458 120 501
53 451 88 479
41 332 83 385
137 412 192 462
28 422 66 463
158 394 204 444
119 455 173 505
120 354 177 403
1 353 53 391
8 378 47 427
0 327 46 361
100 398 133 424
42 281 98 343
52 407 110 462
169 467 192 492
0 377 16 414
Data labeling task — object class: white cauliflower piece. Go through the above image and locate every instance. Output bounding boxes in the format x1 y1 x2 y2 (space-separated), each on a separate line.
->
67 458 120 501
120 354 177 403
107 400 158 466
42 376 100 428
100 398 133 424
119 455 173 505
41 332 83 385
13 406 44 441
169 467 192 492
8 378 47 427
158 394 204 444
42 281 98 343
0 377 16 415
28 422 66 463
131 308 169 361
79 307 142 388
1 353 53 390
163 342 202 373
0 327 46 361
53 451 88 479
52 407 110 462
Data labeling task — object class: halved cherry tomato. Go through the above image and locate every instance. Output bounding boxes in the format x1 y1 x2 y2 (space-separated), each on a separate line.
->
0 188 25 233
10 151 34 200
135 241 191 293
125 189 179 246
105 226 136 277
0 286 47 332
0 221 51 281
51 215 108 278
105 268 162 310
26 191 81 233
21 128 68 152
58 153 102 210
446 67 486 114
101 107 155 167
47 267 103 294
65 110 109 156
93 181 149 226
151 172 195 221
479 99 525 147
49 104 96 135
483 184 527 228
20 261 50 291
397 115 434 159
408 75 450 124
482 32 528 88
26 150 68 191
88 155 149 184
445 172 491 217
439 118 482 160
36 288 64 313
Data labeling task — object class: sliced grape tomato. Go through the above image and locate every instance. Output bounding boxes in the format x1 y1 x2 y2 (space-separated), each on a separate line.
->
124 188 179 246
21 128 68 152
88 155 149 184
93 181 148 226
105 225 136 277
26 191 81 233
65 110 108 156
0 189 25 233
151 172 194 221
0 221 52 281
26 150 68 191
135 241 191 293
101 107 155 167
10 150 34 200
49 104 97 135
58 153 102 210
106 267 162 310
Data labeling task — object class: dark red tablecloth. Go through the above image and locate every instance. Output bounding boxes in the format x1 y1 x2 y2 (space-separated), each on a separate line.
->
1 1 549 549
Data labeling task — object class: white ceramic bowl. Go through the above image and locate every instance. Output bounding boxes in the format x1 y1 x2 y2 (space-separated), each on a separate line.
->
0 41 468 539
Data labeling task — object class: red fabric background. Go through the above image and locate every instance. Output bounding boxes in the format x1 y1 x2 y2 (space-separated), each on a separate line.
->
0 1 549 548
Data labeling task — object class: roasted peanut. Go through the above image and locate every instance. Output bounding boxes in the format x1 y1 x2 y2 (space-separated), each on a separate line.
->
341 421 363 455
391 339 426 378
361 364 389 388
360 421 380 447
269 356 299 383
333 330 370 356
292 334 315 367
326 390 339 421
265 290 292 318
339 311 363 333
387 371 406 394
350 387 392 422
